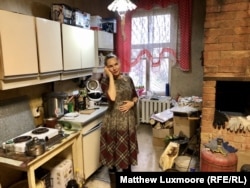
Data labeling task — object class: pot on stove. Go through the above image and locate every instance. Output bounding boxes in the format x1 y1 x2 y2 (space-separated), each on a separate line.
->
26 137 46 157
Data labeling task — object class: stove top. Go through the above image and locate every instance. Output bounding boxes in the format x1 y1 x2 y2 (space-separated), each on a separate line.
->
2 127 59 153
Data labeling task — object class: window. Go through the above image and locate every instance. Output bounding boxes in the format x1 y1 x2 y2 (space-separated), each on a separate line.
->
129 5 178 96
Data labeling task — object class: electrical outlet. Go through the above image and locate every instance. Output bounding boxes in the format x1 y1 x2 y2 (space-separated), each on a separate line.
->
32 107 40 118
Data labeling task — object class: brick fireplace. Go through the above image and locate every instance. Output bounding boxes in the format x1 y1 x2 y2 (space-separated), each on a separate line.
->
201 0 250 170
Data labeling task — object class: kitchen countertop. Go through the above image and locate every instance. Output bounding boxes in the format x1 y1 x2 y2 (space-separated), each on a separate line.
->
59 106 108 127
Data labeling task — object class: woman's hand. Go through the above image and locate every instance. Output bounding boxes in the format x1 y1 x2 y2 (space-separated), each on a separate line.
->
104 67 113 78
118 100 134 113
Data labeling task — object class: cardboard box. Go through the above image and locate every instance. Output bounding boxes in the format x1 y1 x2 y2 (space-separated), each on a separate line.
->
173 115 199 138
102 18 117 33
82 12 90 29
152 137 166 147
152 127 173 139
72 9 90 29
90 15 102 30
72 9 83 27
152 126 173 147
51 4 73 25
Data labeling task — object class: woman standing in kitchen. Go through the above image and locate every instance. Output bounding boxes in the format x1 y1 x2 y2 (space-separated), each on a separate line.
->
100 53 139 188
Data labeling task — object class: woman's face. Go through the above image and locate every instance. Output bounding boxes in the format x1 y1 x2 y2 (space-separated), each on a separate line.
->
106 57 121 77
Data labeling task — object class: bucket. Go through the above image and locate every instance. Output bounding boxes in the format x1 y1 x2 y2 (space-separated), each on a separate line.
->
200 148 238 172
174 155 198 172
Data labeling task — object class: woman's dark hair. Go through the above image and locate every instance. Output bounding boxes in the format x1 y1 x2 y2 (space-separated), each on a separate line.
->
104 53 117 65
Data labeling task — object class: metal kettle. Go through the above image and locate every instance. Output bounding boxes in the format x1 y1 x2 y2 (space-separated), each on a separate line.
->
26 137 46 156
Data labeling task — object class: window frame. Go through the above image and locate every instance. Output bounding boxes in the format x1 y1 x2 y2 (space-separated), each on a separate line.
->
130 5 178 95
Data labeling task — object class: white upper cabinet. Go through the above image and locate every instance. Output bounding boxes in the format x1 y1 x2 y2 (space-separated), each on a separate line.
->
96 30 114 50
0 10 96 88
62 24 95 71
35 18 63 74
0 10 38 78
62 24 83 71
94 30 114 67
82 29 96 69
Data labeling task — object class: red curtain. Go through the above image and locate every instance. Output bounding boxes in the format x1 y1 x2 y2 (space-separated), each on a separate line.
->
115 12 133 73
115 0 193 72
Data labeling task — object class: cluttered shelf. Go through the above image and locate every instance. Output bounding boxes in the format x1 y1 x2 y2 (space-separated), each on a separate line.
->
0 131 80 188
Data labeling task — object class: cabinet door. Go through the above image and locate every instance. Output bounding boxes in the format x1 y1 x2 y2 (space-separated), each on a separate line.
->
82 123 101 179
82 29 96 69
0 10 38 77
62 24 83 71
35 18 63 73
97 30 114 50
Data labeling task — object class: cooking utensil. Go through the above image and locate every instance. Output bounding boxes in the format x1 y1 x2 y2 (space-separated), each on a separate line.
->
42 92 68 118
44 117 58 128
26 137 46 156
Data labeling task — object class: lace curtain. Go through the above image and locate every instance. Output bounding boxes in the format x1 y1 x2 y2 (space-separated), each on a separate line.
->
130 5 178 67
128 5 177 94
115 0 192 72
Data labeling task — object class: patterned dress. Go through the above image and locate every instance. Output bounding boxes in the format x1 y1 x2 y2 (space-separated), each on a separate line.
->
100 74 139 170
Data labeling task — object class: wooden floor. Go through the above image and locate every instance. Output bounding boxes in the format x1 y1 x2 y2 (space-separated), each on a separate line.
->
132 123 165 172
84 123 165 188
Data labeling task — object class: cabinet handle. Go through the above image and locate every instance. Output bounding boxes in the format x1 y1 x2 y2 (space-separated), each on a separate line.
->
3 74 38 81
39 71 62 77
62 68 93 75
82 123 102 136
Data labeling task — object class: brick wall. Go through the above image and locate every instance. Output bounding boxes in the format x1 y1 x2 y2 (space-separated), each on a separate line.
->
202 0 250 170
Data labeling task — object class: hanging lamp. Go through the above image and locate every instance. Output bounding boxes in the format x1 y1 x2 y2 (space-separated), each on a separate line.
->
107 0 137 20
107 0 136 40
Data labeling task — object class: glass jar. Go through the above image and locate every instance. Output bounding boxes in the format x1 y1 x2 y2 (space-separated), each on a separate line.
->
4 140 15 155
